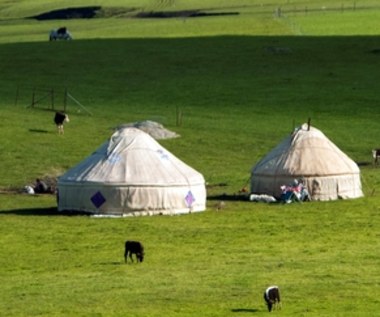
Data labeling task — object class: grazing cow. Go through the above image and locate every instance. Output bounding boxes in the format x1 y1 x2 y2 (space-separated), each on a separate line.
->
372 149 380 164
264 286 281 312
54 111 69 134
124 240 144 263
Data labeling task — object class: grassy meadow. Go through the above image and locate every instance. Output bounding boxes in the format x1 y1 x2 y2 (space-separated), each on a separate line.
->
1 1 380 316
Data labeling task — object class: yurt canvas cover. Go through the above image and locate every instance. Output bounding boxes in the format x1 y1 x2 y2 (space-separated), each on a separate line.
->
58 128 206 215
251 123 363 201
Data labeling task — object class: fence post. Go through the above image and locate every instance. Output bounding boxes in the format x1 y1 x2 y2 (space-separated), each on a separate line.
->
31 88 36 108
176 105 183 127
275 7 282 18
51 88 54 110
63 88 67 112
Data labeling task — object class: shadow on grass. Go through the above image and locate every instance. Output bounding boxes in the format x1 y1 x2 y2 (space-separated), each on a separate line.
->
0 207 89 216
29 128 49 133
99 261 123 266
207 194 250 201
231 308 259 313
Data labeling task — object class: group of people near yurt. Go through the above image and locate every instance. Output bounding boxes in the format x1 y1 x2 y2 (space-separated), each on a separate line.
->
280 178 310 203
55 122 363 216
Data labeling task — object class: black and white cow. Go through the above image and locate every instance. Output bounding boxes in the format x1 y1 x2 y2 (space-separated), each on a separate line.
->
49 27 72 41
264 286 281 312
124 240 144 263
54 111 69 134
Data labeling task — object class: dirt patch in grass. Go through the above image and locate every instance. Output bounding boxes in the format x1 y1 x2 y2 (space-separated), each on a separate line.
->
1 171 62 195
29 6 239 20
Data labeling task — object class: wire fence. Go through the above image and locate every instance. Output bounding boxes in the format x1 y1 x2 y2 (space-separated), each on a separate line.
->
273 2 380 17
15 86 92 115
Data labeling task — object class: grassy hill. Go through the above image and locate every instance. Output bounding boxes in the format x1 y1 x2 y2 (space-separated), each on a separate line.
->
1 1 380 316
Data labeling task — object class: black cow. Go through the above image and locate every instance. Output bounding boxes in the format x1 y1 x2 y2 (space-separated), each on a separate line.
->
264 286 281 312
124 240 144 263
54 111 69 134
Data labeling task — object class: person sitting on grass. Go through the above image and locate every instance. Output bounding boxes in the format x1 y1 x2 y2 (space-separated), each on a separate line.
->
34 178 48 194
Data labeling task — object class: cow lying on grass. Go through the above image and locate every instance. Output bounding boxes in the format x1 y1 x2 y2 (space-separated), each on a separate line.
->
124 240 144 263
54 111 69 134
264 286 281 312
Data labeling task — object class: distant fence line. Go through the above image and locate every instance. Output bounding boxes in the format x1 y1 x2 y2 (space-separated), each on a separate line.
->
274 2 380 17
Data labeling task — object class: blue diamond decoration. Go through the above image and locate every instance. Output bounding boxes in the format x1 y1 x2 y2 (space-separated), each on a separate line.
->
91 191 106 208
185 191 195 207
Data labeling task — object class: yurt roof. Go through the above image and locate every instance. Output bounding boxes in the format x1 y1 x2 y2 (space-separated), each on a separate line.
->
252 123 360 177
59 127 204 186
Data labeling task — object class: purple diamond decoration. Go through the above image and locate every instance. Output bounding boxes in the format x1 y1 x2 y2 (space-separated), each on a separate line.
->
91 191 106 208
185 191 195 208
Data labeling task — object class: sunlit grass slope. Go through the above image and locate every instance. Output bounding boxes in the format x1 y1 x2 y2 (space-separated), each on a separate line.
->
0 1 380 316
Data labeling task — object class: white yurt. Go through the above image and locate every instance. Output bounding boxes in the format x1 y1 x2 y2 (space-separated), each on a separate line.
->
57 128 206 216
250 123 363 201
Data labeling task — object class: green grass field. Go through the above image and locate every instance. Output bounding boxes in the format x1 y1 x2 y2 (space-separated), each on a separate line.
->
1 1 380 316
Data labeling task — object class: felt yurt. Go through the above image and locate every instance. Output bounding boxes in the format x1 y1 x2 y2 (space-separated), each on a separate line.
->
57 128 206 216
250 123 363 201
